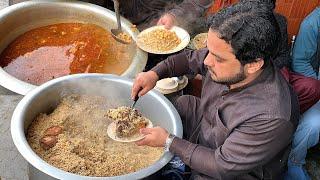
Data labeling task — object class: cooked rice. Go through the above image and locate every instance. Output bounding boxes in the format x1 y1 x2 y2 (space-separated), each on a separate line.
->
27 95 163 177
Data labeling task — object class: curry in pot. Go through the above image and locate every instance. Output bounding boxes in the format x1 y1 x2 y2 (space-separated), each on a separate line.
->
0 23 134 85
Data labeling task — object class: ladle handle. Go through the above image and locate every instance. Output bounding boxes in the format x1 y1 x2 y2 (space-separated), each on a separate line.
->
131 97 139 109
113 0 121 31
131 87 142 108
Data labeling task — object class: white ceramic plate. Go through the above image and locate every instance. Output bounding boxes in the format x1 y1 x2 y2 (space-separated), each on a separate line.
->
107 119 153 142
136 25 190 54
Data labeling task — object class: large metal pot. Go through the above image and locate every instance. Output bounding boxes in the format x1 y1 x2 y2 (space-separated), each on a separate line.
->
0 1 147 95
11 74 183 180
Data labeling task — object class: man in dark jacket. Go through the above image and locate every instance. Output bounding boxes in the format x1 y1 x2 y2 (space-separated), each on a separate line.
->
236 0 320 113
131 3 299 179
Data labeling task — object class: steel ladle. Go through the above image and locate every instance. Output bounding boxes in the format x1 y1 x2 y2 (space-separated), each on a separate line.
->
131 95 139 109
111 0 131 44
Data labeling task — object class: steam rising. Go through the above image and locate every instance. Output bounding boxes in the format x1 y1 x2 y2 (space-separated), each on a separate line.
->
57 77 134 144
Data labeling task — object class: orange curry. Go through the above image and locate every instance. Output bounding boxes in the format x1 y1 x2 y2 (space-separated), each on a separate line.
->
0 23 133 85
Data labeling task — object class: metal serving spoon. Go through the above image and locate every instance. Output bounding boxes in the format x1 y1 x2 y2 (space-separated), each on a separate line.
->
131 87 142 109
131 95 139 109
111 0 131 44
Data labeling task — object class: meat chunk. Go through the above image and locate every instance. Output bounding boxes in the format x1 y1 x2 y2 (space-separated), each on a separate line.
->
40 136 58 150
116 120 147 137
39 125 63 150
44 126 63 136
106 106 148 138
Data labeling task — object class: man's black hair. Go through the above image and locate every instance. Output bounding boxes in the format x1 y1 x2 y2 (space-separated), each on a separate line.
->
209 3 280 68
239 0 276 10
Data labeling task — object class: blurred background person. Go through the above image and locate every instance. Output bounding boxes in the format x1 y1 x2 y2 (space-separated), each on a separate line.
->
286 7 320 180
87 0 213 32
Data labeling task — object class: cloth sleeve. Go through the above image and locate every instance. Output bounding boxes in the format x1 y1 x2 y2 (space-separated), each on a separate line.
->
151 49 208 79
292 13 319 79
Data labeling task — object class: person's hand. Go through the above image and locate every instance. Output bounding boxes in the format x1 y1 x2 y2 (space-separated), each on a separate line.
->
131 71 159 100
157 13 176 29
135 127 169 147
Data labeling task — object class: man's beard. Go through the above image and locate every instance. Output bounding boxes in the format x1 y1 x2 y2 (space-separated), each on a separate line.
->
209 66 246 85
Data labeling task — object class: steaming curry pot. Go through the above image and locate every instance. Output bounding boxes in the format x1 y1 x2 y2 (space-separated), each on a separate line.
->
0 1 147 95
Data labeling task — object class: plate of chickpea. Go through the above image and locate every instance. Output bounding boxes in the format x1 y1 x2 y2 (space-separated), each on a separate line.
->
136 25 190 54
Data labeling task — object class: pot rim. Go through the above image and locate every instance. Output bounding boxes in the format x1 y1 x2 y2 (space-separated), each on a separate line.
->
11 73 183 179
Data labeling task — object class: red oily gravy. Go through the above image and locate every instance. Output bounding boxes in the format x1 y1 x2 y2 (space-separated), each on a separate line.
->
0 23 133 85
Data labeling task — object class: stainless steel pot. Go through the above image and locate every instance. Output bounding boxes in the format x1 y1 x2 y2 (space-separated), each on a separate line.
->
0 0 147 95
11 74 183 180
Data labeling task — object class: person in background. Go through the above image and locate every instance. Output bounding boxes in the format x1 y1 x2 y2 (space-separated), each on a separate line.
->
85 0 212 70
292 7 320 79
286 7 320 180
87 0 212 31
131 2 299 179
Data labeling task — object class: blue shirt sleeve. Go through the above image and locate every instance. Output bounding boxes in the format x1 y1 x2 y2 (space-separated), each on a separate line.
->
292 7 320 79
